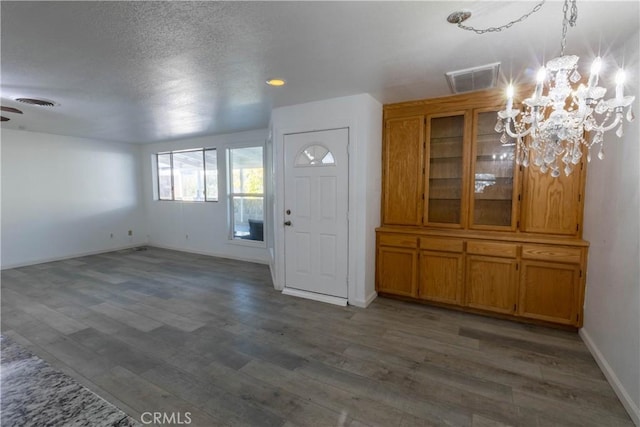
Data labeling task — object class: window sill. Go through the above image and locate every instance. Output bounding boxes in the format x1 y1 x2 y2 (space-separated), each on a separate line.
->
227 238 267 249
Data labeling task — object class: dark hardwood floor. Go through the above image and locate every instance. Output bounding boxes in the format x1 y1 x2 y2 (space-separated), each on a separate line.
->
1 247 633 426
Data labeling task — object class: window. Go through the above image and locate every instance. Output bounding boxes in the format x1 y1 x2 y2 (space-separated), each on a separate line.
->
156 148 217 201
228 146 264 241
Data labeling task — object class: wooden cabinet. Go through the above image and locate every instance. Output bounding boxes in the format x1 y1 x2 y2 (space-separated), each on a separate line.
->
465 241 518 315
518 244 584 325
418 237 464 304
376 234 418 297
521 164 585 236
376 89 589 329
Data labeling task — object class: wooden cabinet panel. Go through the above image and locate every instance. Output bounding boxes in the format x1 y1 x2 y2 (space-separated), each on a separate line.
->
466 255 517 314
467 241 517 258
377 246 418 297
521 164 583 235
378 233 418 248
383 116 424 225
522 245 582 264
519 260 580 325
419 251 463 304
419 237 463 253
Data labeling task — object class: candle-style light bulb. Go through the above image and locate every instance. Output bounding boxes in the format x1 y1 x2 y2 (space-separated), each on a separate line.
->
506 84 514 112
534 67 546 98
615 69 626 102
588 57 602 88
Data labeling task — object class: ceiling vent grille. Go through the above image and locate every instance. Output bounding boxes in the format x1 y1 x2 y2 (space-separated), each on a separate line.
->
445 62 500 94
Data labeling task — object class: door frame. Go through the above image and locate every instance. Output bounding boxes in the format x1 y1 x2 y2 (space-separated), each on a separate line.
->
275 126 351 306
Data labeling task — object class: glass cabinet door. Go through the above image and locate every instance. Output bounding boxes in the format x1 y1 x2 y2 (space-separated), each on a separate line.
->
425 113 467 227
470 109 518 229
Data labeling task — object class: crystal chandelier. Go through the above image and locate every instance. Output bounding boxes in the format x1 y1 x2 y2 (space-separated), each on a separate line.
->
495 0 635 177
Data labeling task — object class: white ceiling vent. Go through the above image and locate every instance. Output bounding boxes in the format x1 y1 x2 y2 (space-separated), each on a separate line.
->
445 62 500 94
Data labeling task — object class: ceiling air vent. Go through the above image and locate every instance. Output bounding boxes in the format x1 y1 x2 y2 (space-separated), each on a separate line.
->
1 106 23 114
15 98 57 107
445 62 500 94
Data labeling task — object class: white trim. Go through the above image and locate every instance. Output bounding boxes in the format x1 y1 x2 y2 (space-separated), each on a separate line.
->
282 287 348 306
350 291 378 308
0 244 143 270
580 329 640 425
148 243 269 265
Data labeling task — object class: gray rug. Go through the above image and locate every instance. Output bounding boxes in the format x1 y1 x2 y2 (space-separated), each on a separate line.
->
1 335 139 427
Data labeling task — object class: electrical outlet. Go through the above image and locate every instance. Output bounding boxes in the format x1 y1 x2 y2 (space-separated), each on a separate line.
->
128 230 133 236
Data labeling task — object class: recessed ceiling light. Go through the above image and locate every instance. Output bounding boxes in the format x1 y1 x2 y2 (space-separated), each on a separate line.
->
266 78 286 87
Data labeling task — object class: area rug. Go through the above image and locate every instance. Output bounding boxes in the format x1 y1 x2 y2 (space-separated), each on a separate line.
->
1 335 139 426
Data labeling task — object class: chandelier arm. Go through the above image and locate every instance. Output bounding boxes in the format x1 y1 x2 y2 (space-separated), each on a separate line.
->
593 112 623 133
503 119 532 138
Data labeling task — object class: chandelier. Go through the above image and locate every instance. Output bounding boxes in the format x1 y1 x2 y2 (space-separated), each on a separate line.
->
451 0 636 177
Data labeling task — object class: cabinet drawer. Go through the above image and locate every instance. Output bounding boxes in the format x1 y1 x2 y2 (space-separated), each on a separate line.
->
522 245 582 264
420 237 463 253
467 241 517 258
378 233 418 248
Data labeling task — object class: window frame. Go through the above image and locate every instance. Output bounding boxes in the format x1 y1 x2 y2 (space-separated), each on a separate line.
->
155 147 218 202
227 143 266 244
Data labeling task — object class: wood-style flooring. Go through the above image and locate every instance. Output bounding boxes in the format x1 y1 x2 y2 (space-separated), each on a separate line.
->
1 247 633 426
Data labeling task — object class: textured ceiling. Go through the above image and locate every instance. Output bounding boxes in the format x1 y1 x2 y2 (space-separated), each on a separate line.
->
1 1 638 144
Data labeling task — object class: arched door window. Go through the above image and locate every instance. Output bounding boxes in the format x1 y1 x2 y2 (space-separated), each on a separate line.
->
295 144 335 167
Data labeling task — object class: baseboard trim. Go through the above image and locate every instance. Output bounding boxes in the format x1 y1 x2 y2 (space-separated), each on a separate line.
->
580 328 640 426
282 287 348 306
148 244 269 265
349 291 378 308
0 244 144 270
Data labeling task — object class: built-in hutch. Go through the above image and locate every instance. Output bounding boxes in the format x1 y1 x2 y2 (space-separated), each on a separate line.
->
376 89 588 328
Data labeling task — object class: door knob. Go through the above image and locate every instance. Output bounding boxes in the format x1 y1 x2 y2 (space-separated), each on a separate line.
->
284 221 292 226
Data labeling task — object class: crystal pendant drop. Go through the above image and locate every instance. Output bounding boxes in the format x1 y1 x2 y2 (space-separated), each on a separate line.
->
564 165 572 176
627 108 635 122
570 70 581 83
586 152 591 162
551 168 560 178
597 147 605 160
500 132 509 144
616 124 624 138
495 120 504 132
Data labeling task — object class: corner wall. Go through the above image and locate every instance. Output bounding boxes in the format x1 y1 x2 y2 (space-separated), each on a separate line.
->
139 129 270 264
270 93 382 307
1 129 147 268
581 30 640 425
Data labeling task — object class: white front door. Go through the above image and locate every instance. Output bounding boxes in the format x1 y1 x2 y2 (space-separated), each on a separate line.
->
283 128 349 299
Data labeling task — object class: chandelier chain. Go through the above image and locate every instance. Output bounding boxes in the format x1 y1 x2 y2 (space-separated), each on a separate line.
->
560 0 578 56
456 1 545 34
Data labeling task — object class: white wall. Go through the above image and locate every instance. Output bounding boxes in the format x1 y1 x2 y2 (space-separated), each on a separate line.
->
271 93 382 307
581 31 640 425
140 129 270 264
1 129 147 268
